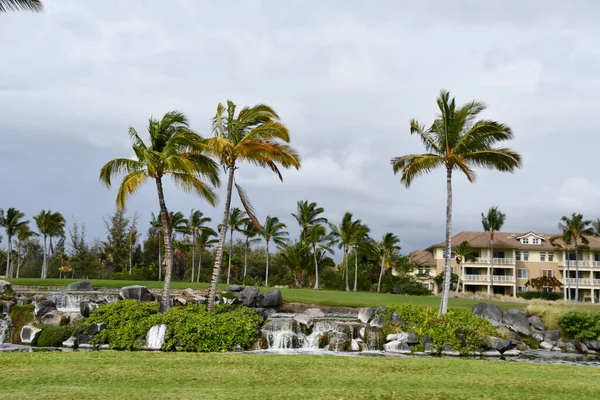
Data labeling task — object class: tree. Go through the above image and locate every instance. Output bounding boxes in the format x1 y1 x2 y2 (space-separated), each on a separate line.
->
550 232 575 301
526 276 562 292
127 214 140 274
260 216 288 286
452 240 476 297
188 210 212 283
292 200 327 244
376 233 401 293
391 90 522 315
240 220 261 278
0 207 28 278
15 222 37 278
226 207 249 284
306 225 333 290
351 223 370 292
329 212 364 292
99 110 220 313
204 101 301 311
196 228 218 282
103 207 131 274
481 206 506 295
280 241 311 287
0 0 43 12
556 213 593 303
33 209 65 278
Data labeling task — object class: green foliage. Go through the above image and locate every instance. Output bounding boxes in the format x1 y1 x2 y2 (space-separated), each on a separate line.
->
521 336 540 349
36 325 73 347
385 304 497 353
11 304 35 343
433 272 458 286
379 274 432 296
525 277 562 292
558 311 600 341
517 291 563 301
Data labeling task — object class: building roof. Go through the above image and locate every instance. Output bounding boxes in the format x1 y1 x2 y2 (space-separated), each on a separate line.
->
427 231 600 252
408 250 436 267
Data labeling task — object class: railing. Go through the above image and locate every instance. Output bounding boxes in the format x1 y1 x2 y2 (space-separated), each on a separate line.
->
493 275 515 282
463 275 515 283
469 257 515 265
559 260 600 268
561 278 600 285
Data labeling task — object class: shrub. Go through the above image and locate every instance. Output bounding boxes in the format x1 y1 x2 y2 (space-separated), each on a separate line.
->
379 275 432 296
558 311 600 341
37 325 73 347
11 304 35 343
517 291 563 301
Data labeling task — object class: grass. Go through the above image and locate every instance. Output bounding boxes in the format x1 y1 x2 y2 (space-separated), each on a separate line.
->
0 352 599 399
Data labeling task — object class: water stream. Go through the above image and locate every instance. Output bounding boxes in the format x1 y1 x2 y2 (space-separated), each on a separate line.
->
0 301 12 344
44 293 120 312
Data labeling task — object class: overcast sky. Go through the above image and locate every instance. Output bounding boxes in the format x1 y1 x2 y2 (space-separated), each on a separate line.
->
1 0 599 253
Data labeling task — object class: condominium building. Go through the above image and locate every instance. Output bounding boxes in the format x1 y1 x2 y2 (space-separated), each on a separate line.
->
408 231 600 303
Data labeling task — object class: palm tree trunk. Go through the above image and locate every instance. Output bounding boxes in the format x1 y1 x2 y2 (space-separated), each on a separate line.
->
16 241 21 279
129 246 132 275
313 245 319 290
156 178 173 314
490 234 495 295
41 235 47 279
227 229 233 285
197 251 202 283
244 240 248 278
439 167 453 316
454 265 461 297
343 247 350 292
191 232 196 283
206 166 235 312
158 235 162 282
566 256 571 302
6 235 11 278
353 248 358 292
377 254 385 293
575 247 580 304
265 241 270 287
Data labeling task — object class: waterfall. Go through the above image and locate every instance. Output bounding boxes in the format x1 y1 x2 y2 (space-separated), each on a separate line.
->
145 324 168 350
44 293 119 312
0 301 12 344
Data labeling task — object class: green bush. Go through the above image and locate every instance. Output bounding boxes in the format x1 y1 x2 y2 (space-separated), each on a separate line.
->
36 325 73 347
379 275 432 296
517 291 563 301
558 311 600 341
384 304 497 353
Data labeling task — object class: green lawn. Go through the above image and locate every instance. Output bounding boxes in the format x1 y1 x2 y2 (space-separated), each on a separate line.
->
0 352 598 399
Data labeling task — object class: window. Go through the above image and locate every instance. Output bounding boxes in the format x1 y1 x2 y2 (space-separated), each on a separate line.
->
532 238 539 244
516 251 521 261
517 269 528 279
548 253 554 262
517 286 528 292
523 251 529 261
493 251 505 258
418 267 430 276
540 252 546 262
522 238 529 244
595 253 600 262
542 270 554 278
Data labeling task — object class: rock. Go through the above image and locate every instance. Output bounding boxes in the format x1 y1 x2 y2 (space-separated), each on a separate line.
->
389 313 404 326
503 349 522 356
539 341 554 350
386 332 410 342
568 340 588 353
77 334 94 345
532 332 544 343
423 335 432 351
236 287 261 307
80 301 99 318
441 349 461 356
406 332 419 345
358 308 376 324
482 350 502 357
20 325 42 344
173 297 187 306
119 285 155 302
304 308 325 318
384 340 411 353
544 330 561 345
34 300 57 319
370 316 385 329
359 327 365 340
502 309 531 337
528 315 545 331
62 336 77 349
515 341 530 351
67 281 95 291
584 339 600 351
194 296 207 305
350 339 361 352
87 322 107 336
227 285 244 292
0 280 12 293
556 339 567 349
259 290 282 308
257 308 276 319
363 326 385 350
293 313 313 329
472 303 504 326
485 337 513 353
40 312 62 326
564 342 576 352
328 332 351 351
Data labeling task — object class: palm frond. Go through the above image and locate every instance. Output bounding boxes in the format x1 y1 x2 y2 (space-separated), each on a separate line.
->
0 0 43 12
99 158 145 187
235 182 261 231
464 148 522 172
391 153 444 187
116 170 148 209
170 172 218 206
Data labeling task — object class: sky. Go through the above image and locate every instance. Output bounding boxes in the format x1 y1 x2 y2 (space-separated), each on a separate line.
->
1 0 600 253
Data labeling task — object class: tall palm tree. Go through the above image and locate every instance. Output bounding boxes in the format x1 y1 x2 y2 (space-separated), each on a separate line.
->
556 213 593 303
99 111 220 313
292 200 327 244
204 101 301 311
240 220 261 278
0 208 28 278
452 240 476 297
391 90 522 315
0 0 43 12
260 216 289 287
306 225 333 290
188 210 212 283
376 233 401 294
15 223 37 278
168 211 189 243
33 210 65 279
226 207 250 284
329 212 363 292
280 241 311 287
481 206 506 295
351 223 371 292
196 228 218 282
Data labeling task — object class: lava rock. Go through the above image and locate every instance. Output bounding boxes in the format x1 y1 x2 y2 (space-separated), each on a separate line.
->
80 301 99 318
67 281 95 291
34 300 57 319
236 287 261 307
20 325 42 344
384 340 411 353
259 290 282 308
528 315 545 331
532 332 544 343
584 339 600 351
502 309 531 337
227 285 244 292
293 313 313 329
0 280 12 293
77 334 95 345
472 303 504 326
544 330 561 345
369 316 385 329
40 312 62 326
304 308 325 318
358 307 375 324
406 332 419 345
388 313 404 326
485 337 513 353
62 336 78 349
539 341 554 350
88 322 107 336
120 285 155 302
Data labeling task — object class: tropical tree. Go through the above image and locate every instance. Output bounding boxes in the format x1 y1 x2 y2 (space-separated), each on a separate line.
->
168 211 189 242
204 101 301 311
188 210 212 283
226 207 249 284
351 223 371 292
550 233 575 301
0 208 27 278
292 200 327 244
481 206 506 294
280 241 311 287
0 0 43 12
556 213 593 303
592 218 600 238
260 216 289 286
99 110 220 312
240 220 261 278
452 240 476 297
376 233 401 293
196 228 218 282
305 225 333 290
15 223 37 278
33 209 65 278
391 90 522 315
329 212 363 292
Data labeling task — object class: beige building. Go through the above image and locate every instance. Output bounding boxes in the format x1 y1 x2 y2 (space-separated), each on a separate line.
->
409 231 600 303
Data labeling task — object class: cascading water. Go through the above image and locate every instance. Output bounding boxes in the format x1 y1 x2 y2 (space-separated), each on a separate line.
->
145 324 168 350
0 301 12 344
44 293 119 312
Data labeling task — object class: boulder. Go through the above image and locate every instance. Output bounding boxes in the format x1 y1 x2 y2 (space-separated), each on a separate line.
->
485 337 513 353
472 303 503 326
369 316 385 329
584 339 600 351
406 332 419 345
423 335 432 351
358 308 375 324
532 332 544 343
482 350 502 357
80 301 99 318
544 330 561 345
502 349 522 357
259 290 282 308
359 327 365 340
77 334 94 345
528 315 545 331
350 339 361 352
293 313 313 329
564 342 576 352
0 280 12 293
235 287 261 307
40 312 62 326
389 313 404 326
328 332 351 351
119 285 154 302
88 322 107 336
568 340 588 353
258 308 276 319
62 336 78 349
539 341 554 350
375 306 388 315
384 340 411 353
363 326 385 350
20 325 42 344
502 309 531 337
227 285 244 292
304 308 325 318
173 297 187 307
34 300 57 319
67 281 95 291
386 332 410 343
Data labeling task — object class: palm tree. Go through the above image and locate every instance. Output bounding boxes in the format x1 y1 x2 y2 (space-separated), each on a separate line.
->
196 228 218 282
329 212 363 292
33 210 65 278
188 210 212 283
240 220 261 278
280 241 311 287
0 208 28 278
15 223 37 278
592 218 600 238
549 233 574 301
351 223 371 292
168 211 189 243
127 226 141 275
150 212 163 281
391 90 522 315
556 213 593 303
481 206 506 295
306 225 333 290
204 101 301 311
99 111 220 313
226 207 250 284
452 240 476 297
292 200 327 244
0 0 43 12
260 216 289 287
376 233 401 293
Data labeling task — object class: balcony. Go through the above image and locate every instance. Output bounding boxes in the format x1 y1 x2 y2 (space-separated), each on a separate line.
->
463 275 515 283
562 278 600 286
468 257 515 266
559 260 600 269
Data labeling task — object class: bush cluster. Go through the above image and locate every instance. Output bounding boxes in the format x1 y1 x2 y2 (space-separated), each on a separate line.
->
37 325 73 347
517 291 563 301
558 311 600 341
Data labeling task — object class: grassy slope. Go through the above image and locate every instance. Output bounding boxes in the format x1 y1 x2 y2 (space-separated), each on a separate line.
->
1 352 599 400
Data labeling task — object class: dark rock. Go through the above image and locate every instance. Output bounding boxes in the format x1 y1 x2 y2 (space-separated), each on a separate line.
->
328 332 351 351
80 301 99 318
388 313 404 326
259 290 282 308
363 326 385 350
119 285 155 302
485 336 513 353
406 332 419 345
568 340 588 353
472 303 503 326
87 322 107 336
375 306 388 315
236 287 261 307
227 285 244 292
502 309 531 337
358 308 375 324
544 330 561 344
369 316 385 329
34 300 57 319
584 339 600 351
0 280 12 293
77 334 95 345
40 312 62 326
257 308 276 319
20 325 42 344
384 340 411 353
67 281 95 291
532 332 544 343
528 315 545 331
